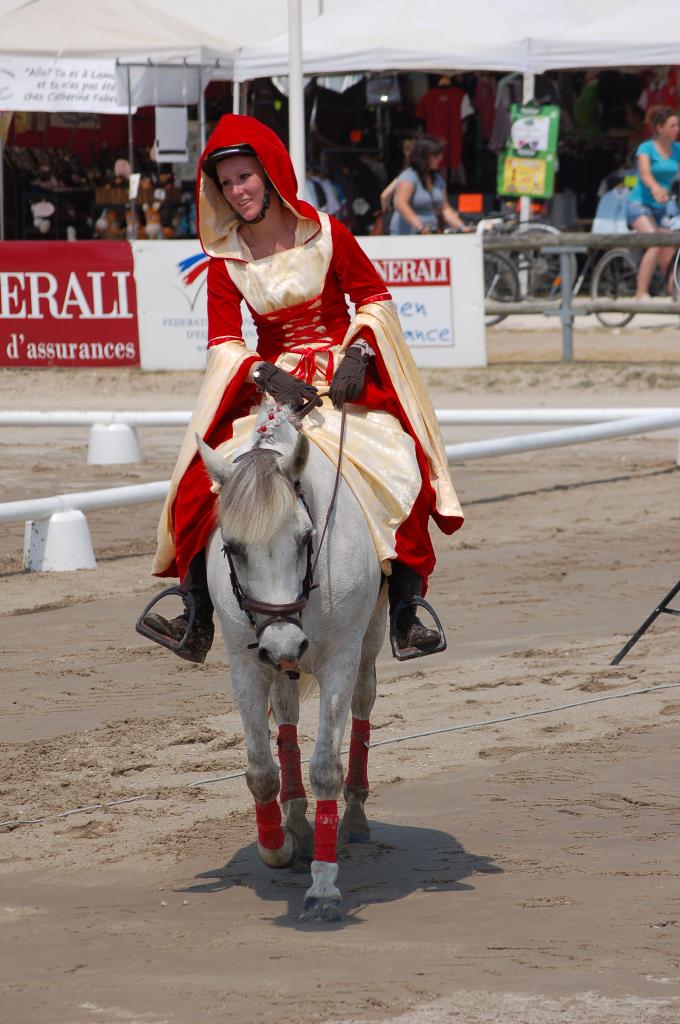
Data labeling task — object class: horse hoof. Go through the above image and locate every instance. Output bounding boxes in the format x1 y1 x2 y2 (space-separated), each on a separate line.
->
341 829 371 845
299 895 342 923
257 830 297 870
283 799 314 863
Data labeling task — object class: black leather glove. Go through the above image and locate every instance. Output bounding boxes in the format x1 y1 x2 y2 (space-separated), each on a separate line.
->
329 345 371 409
252 362 319 411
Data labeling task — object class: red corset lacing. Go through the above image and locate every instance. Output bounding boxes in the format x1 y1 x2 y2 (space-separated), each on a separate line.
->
253 290 352 385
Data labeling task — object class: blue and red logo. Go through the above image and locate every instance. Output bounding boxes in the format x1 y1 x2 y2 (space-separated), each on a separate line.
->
175 251 210 309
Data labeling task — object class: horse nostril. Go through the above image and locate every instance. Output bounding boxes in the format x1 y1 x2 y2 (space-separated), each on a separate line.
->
297 637 309 659
257 647 278 668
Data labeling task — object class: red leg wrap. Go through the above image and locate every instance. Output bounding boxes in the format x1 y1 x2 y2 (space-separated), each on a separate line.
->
277 724 306 803
314 799 339 863
255 799 285 851
345 717 370 791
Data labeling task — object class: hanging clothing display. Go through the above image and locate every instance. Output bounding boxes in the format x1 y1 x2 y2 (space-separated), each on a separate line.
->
639 67 678 115
415 84 473 171
473 75 497 142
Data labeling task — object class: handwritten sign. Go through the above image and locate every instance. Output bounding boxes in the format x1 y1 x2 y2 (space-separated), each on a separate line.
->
0 57 134 114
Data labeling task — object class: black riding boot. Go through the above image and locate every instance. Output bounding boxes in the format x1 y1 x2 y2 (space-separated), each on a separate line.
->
388 562 442 655
142 551 215 663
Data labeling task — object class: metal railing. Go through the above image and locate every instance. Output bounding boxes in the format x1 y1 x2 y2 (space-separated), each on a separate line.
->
483 229 680 359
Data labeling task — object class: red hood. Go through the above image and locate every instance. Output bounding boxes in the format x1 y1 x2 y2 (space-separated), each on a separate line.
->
197 114 319 257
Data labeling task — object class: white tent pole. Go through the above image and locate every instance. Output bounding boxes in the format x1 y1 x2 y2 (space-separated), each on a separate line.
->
126 65 137 240
519 71 535 225
288 0 305 195
198 67 206 152
233 63 241 114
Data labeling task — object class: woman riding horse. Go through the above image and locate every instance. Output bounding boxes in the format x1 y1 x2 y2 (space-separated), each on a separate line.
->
141 114 464 662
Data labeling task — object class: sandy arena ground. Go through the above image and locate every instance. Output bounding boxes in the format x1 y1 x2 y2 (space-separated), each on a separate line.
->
1 323 680 1023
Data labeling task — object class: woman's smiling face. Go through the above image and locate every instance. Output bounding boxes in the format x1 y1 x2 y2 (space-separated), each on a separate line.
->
215 155 267 220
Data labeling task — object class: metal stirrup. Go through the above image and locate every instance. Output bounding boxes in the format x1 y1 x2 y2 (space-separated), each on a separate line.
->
389 595 447 662
135 585 197 655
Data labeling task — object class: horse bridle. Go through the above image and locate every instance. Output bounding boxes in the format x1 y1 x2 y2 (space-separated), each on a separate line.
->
221 482 314 644
221 402 347 652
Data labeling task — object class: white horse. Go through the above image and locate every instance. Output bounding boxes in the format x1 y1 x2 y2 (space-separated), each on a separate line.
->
197 403 386 922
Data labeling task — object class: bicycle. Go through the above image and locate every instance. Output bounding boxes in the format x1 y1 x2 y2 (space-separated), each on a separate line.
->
589 232 680 328
480 214 680 329
477 215 578 326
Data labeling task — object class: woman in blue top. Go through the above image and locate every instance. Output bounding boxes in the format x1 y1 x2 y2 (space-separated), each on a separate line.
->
389 137 469 235
627 106 680 299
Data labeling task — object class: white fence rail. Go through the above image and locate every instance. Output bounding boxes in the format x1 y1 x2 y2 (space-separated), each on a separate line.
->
0 480 170 524
0 411 191 426
5 407 680 468
436 408 680 426
445 412 680 462
0 481 170 573
2 407 678 429
3 410 679 572
4 407 680 466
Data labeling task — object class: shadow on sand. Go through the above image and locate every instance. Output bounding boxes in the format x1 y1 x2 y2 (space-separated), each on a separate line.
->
180 818 502 930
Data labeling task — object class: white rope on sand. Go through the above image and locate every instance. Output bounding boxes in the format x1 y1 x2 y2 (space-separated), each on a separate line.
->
2 681 679 831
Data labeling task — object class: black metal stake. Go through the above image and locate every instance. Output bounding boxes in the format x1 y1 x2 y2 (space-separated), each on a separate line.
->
610 578 680 665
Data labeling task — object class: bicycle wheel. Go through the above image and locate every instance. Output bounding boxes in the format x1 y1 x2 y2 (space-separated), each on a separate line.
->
590 248 637 328
513 222 578 300
483 251 520 326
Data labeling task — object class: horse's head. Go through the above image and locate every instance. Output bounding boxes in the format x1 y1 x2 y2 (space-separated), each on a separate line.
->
198 408 313 672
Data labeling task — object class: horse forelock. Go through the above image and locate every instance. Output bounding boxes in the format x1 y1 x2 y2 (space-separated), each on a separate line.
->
252 402 300 448
217 448 296 546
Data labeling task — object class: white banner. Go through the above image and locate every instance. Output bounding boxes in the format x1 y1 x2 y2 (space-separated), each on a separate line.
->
0 57 133 114
360 234 486 368
134 235 485 371
133 240 257 371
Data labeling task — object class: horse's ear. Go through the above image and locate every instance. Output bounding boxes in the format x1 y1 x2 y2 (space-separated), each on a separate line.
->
279 431 309 483
196 434 232 488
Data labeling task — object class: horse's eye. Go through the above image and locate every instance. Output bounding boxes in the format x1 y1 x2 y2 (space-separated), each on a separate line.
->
223 541 244 559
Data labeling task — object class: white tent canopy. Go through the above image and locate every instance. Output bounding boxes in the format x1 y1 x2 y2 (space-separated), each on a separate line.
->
234 0 668 80
236 0 535 79
0 0 348 72
0 0 230 64
533 0 680 70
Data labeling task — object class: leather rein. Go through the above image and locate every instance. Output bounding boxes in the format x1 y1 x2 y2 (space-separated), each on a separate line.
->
222 399 347 649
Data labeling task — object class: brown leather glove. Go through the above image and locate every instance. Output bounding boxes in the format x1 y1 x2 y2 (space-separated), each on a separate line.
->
252 363 319 411
328 345 371 408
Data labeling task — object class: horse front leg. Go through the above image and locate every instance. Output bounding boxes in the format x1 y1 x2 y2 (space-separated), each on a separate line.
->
231 660 297 870
270 674 313 862
341 594 386 844
299 654 358 923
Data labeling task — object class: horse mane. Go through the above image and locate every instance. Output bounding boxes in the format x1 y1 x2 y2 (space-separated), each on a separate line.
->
216 403 300 545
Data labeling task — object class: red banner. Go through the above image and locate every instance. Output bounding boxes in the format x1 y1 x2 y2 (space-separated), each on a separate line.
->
0 242 139 367
371 257 451 287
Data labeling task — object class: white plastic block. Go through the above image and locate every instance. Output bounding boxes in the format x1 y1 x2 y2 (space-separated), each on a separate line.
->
23 510 97 572
87 422 141 465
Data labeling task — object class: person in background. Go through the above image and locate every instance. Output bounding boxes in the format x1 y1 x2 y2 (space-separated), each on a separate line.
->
624 103 646 166
627 105 680 298
379 139 413 212
389 137 470 235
